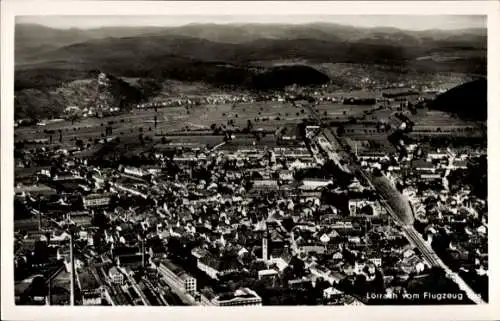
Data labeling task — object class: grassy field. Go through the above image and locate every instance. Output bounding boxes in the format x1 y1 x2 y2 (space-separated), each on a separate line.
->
410 109 474 128
15 106 196 145
186 101 313 130
314 103 377 119
15 102 305 152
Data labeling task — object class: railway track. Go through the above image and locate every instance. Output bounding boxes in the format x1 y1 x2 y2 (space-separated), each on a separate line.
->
305 102 485 304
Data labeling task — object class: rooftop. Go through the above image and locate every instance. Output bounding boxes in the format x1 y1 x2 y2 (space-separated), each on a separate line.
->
77 269 100 291
215 288 261 302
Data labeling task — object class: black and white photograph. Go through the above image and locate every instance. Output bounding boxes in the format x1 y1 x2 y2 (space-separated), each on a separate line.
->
1 1 499 320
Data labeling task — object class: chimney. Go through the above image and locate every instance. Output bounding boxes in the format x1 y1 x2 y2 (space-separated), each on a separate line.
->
69 232 76 306
46 277 51 306
262 231 268 262
141 237 146 268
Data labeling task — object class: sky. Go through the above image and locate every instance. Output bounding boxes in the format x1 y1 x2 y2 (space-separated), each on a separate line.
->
16 15 486 31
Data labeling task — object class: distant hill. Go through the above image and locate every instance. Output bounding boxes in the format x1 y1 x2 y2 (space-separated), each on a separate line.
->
16 23 486 70
15 72 160 120
14 63 327 120
430 78 486 121
252 65 330 90
14 28 485 91
15 24 167 64
14 23 487 120
16 22 486 48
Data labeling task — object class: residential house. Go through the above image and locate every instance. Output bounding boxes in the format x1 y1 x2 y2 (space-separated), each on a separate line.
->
196 254 241 280
108 266 124 285
83 193 112 208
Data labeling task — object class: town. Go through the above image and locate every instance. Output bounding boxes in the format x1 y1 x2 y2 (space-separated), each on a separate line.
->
13 72 487 306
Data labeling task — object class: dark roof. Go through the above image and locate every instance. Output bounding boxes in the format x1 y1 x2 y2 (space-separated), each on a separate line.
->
113 246 140 257
199 254 241 272
84 193 113 200
118 254 147 265
77 269 100 291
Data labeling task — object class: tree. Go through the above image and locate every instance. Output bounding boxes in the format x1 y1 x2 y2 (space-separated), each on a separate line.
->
336 125 345 136
76 139 84 150
30 276 48 298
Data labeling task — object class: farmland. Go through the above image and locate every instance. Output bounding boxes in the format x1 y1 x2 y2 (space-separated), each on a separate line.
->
15 101 314 147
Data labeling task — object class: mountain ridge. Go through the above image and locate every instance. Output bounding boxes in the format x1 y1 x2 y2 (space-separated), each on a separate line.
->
14 22 487 121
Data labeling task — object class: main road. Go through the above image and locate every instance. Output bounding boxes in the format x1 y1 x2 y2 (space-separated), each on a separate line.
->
305 103 485 304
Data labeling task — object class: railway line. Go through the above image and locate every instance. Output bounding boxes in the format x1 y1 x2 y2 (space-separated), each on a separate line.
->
305 102 485 304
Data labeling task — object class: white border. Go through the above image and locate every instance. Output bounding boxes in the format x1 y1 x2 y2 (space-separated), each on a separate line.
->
2 1 500 321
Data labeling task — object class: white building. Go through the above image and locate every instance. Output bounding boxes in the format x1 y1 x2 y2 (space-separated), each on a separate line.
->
123 166 150 178
83 193 112 208
258 269 278 280
212 288 262 306
300 179 332 191
108 267 124 285
158 260 197 295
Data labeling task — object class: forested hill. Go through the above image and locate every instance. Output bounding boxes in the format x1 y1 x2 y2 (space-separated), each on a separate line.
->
430 78 487 121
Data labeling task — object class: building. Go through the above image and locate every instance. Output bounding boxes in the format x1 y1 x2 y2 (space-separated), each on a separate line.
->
196 254 241 280
420 173 442 181
108 267 124 285
68 211 92 227
123 166 151 178
368 257 382 267
427 152 448 160
82 193 112 208
253 179 279 190
451 159 468 170
300 179 332 191
158 260 197 295
212 288 262 306
76 269 104 305
323 287 344 300
258 269 278 280
358 152 389 162
289 159 317 170
14 184 57 197
113 183 148 199
412 159 436 173
116 254 147 269
348 200 380 216
279 170 294 182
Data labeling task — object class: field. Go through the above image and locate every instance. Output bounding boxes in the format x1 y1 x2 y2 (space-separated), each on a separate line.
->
15 106 206 146
15 94 484 162
14 101 314 159
410 109 477 128
314 103 377 120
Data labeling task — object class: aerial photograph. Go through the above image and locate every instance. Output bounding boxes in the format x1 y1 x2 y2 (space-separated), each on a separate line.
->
12 15 487 306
